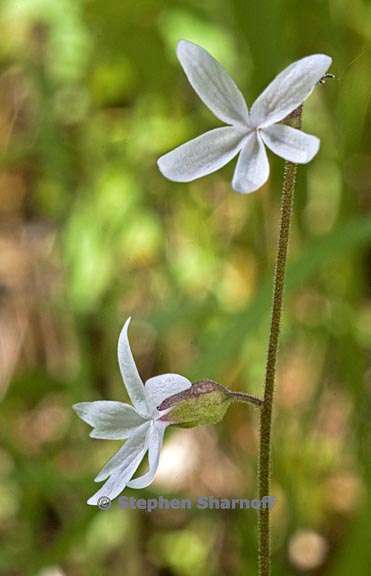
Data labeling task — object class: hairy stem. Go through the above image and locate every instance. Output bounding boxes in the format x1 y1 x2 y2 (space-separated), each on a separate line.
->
258 105 303 576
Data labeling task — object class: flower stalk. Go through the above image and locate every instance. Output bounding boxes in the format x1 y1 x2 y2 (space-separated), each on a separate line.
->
228 390 264 407
258 104 303 576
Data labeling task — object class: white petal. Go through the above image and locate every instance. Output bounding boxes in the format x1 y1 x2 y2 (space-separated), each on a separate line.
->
261 124 320 164
94 422 150 482
145 373 191 412
127 422 167 489
250 54 332 128
87 443 148 505
73 401 147 439
117 318 150 417
232 132 270 194
177 40 249 127
157 126 245 183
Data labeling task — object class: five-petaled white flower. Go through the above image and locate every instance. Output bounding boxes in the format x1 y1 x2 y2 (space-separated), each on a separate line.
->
157 40 332 194
73 318 192 506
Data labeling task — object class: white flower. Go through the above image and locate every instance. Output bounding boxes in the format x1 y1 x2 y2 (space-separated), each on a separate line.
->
73 318 191 505
157 40 332 194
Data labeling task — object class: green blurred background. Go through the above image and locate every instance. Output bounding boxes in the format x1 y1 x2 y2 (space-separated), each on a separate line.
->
0 1 370 575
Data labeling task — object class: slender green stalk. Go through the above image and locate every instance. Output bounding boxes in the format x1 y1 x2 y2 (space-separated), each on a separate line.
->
229 391 264 407
258 105 303 576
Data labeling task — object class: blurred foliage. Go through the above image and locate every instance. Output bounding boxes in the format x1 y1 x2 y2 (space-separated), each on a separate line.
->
0 0 370 575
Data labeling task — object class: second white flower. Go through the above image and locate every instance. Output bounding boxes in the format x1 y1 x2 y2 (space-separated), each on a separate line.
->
158 40 332 194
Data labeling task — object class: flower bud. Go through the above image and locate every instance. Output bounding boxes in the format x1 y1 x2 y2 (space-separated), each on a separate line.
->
158 380 233 428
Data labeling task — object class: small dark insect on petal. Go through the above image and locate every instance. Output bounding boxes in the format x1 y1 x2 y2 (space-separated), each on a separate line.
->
318 73 335 85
